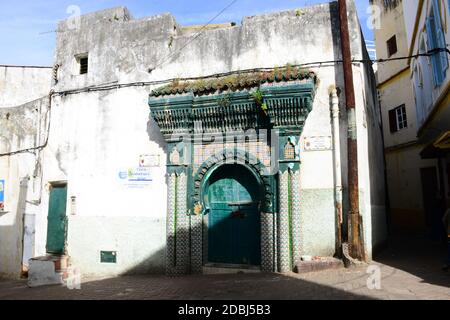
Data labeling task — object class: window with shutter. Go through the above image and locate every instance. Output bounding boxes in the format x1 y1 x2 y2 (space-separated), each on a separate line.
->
75 53 89 75
389 109 398 133
427 0 448 86
433 0 448 71
79 57 88 75
389 105 408 133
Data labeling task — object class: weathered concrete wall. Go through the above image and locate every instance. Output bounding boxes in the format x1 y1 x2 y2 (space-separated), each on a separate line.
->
37 89 168 277
0 67 51 108
372 0 409 83
386 146 437 230
0 0 386 277
0 97 50 278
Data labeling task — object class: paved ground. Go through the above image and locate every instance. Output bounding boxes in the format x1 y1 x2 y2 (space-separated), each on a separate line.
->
0 233 449 300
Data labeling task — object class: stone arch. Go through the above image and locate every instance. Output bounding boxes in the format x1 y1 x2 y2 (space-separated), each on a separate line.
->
192 149 273 214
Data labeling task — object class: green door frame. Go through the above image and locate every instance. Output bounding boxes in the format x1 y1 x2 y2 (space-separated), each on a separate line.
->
201 162 265 266
46 183 68 255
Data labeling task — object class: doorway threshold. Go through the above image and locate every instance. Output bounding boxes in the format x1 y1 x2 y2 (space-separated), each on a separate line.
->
203 263 261 275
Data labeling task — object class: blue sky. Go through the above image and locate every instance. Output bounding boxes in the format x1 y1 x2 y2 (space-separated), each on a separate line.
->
0 0 373 66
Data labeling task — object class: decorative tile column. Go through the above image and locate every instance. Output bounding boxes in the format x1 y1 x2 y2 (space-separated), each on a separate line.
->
166 171 190 276
175 172 189 275
190 213 203 274
166 173 177 276
261 212 275 272
291 170 302 265
278 170 291 273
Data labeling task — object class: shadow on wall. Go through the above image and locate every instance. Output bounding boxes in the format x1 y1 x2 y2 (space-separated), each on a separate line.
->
117 105 169 275
0 177 28 280
147 114 167 152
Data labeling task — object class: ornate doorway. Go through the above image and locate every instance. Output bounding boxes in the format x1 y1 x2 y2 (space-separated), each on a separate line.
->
205 164 261 266
149 67 317 275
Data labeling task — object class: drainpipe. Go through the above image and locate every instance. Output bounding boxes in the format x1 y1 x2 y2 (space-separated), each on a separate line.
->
338 0 363 260
331 89 343 255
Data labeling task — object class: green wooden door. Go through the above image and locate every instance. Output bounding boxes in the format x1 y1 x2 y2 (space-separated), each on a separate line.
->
46 185 68 254
207 165 261 266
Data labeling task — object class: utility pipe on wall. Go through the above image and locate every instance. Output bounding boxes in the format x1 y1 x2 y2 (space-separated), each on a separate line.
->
338 0 363 260
331 89 343 255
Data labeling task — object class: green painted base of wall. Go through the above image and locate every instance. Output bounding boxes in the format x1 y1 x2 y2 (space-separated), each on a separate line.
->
67 216 166 277
298 189 336 257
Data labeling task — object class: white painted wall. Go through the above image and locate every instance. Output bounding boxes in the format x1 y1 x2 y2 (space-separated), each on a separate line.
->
0 98 50 278
403 0 421 49
0 66 51 108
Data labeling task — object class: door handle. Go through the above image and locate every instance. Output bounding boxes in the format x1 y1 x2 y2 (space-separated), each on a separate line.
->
228 202 254 207
231 210 247 219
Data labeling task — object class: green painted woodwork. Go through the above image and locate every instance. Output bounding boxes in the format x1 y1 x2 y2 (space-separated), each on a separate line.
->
46 185 68 255
193 149 274 214
149 82 316 140
100 251 117 264
152 80 312 272
287 171 293 269
174 174 178 265
206 165 261 266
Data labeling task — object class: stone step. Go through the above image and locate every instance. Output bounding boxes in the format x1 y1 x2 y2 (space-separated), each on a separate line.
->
27 255 71 288
294 257 344 274
203 264 261 275
30 255 70 271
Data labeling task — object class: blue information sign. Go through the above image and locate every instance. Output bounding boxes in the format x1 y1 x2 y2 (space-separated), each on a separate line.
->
0 180 4 210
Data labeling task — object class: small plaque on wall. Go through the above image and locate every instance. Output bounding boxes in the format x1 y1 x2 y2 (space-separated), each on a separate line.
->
303 136 332 152
139 154 160 167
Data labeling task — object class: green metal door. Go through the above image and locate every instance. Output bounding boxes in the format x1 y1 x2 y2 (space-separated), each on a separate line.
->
46 185 68 254
207 165 261 266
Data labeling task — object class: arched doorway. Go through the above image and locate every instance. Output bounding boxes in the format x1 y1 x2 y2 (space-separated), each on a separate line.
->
204 164 262 266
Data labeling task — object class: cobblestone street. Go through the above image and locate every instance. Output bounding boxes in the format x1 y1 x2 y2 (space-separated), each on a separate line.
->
0 234 449 300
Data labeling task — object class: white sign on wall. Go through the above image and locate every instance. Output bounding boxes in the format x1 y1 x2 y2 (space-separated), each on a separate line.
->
139 154 161 167
303 136 333 152
118 167 153 189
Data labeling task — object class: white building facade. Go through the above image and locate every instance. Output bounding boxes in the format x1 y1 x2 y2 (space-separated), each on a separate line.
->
402 0 450 239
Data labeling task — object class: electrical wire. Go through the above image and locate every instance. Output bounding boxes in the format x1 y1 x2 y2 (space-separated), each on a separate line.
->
153 0 239 70
2 48 448 158
51 47 450 97
0 92 53 157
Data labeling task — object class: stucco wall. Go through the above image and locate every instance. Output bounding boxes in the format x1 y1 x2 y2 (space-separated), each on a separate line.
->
0 66 51 108
0 97 50 278
372 0 410 83
386 146 437 229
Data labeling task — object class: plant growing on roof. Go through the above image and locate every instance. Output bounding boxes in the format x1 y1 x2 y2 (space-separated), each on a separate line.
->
217 93 231 108
252 88 268 115
295 9 303 17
